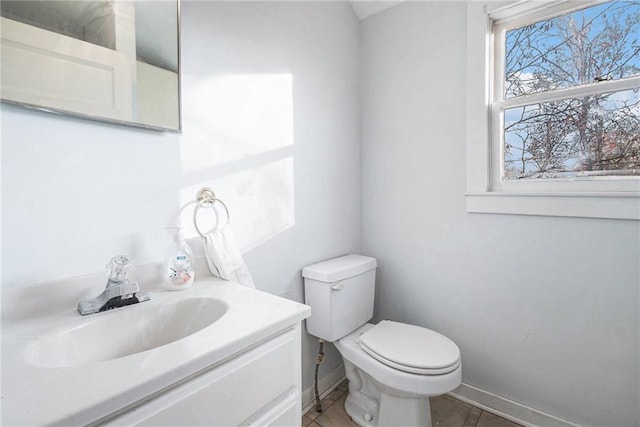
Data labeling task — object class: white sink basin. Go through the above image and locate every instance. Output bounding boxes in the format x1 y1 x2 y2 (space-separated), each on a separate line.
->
27 297 228 368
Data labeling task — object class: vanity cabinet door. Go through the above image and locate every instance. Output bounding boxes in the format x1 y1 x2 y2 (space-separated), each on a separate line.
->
106 326 302 426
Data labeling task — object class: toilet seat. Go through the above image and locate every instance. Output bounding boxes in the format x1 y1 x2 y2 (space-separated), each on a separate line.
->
336 323 462 397
358 320 460 375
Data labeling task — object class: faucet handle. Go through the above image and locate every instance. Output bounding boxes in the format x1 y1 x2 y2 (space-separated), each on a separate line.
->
107 255 134 283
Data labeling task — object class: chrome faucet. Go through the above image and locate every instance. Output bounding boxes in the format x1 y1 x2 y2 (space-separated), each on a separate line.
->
77 255 150 316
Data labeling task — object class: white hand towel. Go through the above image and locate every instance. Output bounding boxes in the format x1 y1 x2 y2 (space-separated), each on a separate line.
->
203 225 255 288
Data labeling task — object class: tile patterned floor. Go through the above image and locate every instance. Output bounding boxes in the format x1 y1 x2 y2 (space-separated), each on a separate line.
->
303 381 522 427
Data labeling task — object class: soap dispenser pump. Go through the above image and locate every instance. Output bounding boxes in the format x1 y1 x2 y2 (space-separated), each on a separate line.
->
165 226 195 290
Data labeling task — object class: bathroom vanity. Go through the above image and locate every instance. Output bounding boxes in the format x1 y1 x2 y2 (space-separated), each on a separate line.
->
1 273 310 425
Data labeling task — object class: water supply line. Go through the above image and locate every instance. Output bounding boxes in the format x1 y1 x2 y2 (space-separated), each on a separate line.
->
314 339 325 412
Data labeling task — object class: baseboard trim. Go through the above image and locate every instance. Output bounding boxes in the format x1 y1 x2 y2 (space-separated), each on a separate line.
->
303 370 580 427
449 383 581 427
302 364 346 414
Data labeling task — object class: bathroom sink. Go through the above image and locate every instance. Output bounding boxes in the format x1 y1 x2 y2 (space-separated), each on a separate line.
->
26 297 228 368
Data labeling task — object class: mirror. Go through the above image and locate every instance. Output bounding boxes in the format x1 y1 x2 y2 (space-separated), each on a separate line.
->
0 0 181 132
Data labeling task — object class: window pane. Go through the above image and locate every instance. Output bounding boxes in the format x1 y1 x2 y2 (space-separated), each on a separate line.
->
505 1 640 99
504 88 640 179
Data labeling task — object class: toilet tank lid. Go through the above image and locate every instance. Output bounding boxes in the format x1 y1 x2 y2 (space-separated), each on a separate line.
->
302 254 377 283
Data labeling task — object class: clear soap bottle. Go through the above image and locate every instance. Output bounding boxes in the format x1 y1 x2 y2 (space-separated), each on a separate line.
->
165 226 195 290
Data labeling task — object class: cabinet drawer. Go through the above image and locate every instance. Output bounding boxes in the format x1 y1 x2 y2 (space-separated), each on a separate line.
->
246 392 299 427
107 328 298 426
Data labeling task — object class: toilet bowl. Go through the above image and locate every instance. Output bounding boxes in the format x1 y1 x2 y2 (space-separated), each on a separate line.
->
302 254 462 427
335 323 462 426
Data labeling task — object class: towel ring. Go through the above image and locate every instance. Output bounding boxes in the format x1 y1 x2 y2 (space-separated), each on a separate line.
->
193 188 230 238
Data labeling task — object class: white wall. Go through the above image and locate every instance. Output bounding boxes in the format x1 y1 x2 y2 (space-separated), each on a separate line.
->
1 0 361 398
360 3 640 427
1 105 181 284
179 0 361 392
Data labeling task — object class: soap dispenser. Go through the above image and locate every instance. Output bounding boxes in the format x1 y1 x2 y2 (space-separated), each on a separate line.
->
165 226 195 290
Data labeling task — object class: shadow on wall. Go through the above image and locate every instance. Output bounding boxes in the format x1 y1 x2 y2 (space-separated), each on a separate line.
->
178 73 295 254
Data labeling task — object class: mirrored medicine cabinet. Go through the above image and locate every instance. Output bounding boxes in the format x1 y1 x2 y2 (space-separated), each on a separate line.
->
0 0 181 132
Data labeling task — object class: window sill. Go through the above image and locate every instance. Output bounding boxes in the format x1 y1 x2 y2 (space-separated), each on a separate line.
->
465 192 640 220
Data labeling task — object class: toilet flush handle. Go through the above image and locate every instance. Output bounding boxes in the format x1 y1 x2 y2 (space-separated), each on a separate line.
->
331 283 343 291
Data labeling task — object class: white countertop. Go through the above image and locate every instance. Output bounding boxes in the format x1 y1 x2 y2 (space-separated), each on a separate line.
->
1 274 310 426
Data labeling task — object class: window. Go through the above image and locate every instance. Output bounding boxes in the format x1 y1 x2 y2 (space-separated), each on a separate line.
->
465 0 640 219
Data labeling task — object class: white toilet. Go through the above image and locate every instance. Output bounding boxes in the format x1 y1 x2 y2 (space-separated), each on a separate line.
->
303 254 461 427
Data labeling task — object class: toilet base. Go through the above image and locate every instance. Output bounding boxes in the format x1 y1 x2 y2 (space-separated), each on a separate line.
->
342 360 433 427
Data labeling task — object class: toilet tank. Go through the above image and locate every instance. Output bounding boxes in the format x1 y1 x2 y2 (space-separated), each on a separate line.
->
302 254 377 342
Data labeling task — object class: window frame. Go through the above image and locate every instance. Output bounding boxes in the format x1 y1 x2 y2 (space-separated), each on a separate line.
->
465 0 640 220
